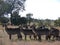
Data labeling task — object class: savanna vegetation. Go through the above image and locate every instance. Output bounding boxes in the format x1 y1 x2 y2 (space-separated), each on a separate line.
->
0 0 60 27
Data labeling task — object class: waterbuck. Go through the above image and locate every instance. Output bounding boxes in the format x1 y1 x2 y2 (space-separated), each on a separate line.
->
5 25 22 40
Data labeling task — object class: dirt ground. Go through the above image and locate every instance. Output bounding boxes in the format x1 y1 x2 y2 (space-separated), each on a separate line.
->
0 25 60 45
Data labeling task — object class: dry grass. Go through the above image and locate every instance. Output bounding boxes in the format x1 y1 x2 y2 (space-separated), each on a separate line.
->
0 25 4 30
54 27 60 30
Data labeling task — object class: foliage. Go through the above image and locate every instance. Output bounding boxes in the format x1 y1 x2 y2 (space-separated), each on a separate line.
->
0 17 9 23
20 17 27 25
0 16 9 27
10 12 20 25
0 0 26 25
38 20 44 26
26 13 33 24
11 12 27 25
5 0 26 14
54 18 60 26
0 0 26 16
26 13 33 18
44 19 51 26
0 0 11 16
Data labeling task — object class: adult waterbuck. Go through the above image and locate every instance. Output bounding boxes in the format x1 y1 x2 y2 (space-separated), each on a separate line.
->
4 25 22 40
49 27 59 40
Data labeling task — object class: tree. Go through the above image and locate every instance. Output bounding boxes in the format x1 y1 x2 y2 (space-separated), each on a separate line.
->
0 0 26 25
11 12 27 25
54 18 60 26
0 0 26 18
26 13 33 24
38 20 44 26
0 0 10 26
20 17 27 25
5 0 26 14
5 0 26 25
0 0 11 16
44 19 51 26
0 17 9 23
11 12 21 25
0 16 9 26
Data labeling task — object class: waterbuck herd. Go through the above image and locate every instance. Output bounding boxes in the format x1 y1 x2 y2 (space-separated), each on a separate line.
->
4 25 60 41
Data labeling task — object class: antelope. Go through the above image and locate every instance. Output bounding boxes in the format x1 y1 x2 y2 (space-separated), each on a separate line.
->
5 25 22 40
